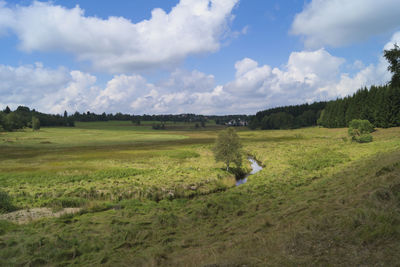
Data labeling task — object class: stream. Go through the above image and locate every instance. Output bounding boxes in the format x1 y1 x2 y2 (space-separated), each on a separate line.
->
236 157 263 186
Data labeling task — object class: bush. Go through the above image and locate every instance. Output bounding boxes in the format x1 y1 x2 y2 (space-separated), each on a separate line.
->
348 119 374 143
0 190 16 213
358 134 373 143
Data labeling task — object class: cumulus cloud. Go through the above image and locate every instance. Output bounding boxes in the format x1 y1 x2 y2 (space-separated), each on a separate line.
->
224 49 346 106
0 0 238 73
291 0 400 48
0 64 102 114
40 71 100 114
128 70 232 114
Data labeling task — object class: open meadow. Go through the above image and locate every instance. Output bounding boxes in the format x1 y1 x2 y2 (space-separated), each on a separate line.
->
1 122 400 266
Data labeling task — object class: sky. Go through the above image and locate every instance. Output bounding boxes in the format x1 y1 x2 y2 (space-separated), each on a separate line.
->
1 0 400 115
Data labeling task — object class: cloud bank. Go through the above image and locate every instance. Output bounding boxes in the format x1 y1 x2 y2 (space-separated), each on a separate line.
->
1 39 393 115
0 0 238 72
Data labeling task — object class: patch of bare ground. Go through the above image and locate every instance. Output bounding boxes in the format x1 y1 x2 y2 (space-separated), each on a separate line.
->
0 207 80 224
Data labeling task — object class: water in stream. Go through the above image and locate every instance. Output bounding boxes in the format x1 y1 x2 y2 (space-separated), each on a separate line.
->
236 157 263 186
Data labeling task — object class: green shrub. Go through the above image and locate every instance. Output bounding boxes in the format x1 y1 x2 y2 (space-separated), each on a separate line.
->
348 119 374 143
0 190 16 213
358 134 373 143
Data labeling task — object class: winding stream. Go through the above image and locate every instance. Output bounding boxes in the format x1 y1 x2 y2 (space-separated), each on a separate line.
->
236 157 263 186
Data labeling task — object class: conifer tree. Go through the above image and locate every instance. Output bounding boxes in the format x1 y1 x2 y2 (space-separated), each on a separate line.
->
384 43 400 87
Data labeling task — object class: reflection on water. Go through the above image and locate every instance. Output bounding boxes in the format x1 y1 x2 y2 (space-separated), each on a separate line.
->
236 157 263 186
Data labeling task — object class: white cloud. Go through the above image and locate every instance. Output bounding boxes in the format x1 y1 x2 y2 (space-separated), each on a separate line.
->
128 70 232 114
92 74 155 114
0 0 238 73
41 71 99 114
224 49 345 106
384 31 400 50
0 63 70 107
291 0 400 48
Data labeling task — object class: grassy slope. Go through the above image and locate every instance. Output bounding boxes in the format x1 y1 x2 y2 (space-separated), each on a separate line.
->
0 123 400 266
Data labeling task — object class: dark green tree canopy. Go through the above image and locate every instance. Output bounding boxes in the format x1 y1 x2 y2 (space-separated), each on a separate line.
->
3 106 11 114
384 43 400 87
32 117 40 131
317 85 400 128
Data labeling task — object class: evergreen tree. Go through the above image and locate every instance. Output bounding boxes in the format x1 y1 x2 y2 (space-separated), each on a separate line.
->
4 106 11 114
384 43 400 87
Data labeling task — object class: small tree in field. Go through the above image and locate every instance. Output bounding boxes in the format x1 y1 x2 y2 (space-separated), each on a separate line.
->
213 128 242 171
32 116 40 131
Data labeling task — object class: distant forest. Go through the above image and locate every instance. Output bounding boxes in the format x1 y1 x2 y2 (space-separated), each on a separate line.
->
250 101 327 130
318 85 400 128
71 111 249 125
0 106 250 131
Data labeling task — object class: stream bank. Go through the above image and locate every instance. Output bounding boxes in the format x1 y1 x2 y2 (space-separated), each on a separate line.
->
236 157 263 186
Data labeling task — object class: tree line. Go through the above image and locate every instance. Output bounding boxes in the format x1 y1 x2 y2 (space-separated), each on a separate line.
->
250 101 327 130
317 85 400 128
0 106 250 131
71 111 208 123
251 84 400 130
0 106 74 131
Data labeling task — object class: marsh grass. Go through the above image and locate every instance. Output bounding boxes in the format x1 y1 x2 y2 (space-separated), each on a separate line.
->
1 123 400 265
0 122 238 208
0 190 17 213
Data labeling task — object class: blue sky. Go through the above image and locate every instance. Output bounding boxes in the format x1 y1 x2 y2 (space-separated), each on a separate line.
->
0 0 400 115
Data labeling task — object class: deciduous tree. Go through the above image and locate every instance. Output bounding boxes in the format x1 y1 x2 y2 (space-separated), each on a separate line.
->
213 128 242 171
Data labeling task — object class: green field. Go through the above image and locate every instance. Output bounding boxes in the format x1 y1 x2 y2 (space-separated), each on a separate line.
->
1 122 400 266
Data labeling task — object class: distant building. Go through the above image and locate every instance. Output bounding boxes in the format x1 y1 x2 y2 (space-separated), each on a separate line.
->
226 119 248 126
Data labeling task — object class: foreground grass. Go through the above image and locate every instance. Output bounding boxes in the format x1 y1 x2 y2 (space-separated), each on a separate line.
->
1 123 400 265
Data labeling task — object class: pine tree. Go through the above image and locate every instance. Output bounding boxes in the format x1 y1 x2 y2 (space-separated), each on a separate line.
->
384 43 400 87
4 106 11 114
